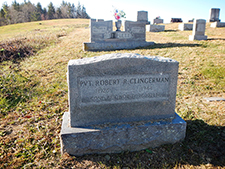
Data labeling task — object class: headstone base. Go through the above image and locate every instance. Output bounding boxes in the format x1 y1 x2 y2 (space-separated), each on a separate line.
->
83 41 154 51
209 19 220 22
60 112 186 156
189 35 207 41
210 22 225 28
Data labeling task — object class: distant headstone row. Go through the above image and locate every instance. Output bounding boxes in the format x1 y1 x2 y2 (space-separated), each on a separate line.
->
171 18 183 23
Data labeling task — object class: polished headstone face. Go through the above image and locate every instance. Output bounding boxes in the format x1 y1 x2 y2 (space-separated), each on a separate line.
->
153 19 164 24
67 53 179 127
90 19 113 42
124 21 146 41
189 19 207 41
195 20 206 35
147 25 165 32
137 11 148 22
209 8 220 22
61 53 186 156
178 23 193 31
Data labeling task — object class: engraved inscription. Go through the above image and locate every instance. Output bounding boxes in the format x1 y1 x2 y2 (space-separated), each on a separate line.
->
78 74 170 105
93 26 107 33
116 32 133 39
131 27 145 33
196 24 204 33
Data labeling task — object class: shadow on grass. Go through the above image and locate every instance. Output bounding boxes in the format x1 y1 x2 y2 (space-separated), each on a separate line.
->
138 42 201 50
68 119 225 168
90 43 201 52
207 38 225 41
164 30 178 32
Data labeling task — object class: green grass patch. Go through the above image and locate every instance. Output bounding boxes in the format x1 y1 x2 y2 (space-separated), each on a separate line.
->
0 65 38 116
201 64 225 86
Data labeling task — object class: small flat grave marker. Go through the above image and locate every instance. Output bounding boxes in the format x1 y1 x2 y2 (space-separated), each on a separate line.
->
204 97 225 102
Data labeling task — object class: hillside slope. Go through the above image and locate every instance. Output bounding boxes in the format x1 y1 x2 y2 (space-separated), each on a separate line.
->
0 19 225 168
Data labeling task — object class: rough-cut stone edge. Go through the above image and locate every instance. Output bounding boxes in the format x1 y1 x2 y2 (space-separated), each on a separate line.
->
68 53 178 66
60 112 186 156
83 41 154 51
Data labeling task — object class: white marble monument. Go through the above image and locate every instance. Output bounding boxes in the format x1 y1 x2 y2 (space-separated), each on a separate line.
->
189 19 207 41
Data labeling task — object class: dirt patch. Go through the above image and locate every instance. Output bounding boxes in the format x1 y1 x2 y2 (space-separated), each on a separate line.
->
0 38 35 62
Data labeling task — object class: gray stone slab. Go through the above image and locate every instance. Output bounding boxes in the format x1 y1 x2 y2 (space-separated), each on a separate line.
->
124 21 146 41
178 23 193 31
210 22 225 28
85 19 153 51
189 19 207 41
209 8 220 22
146 25 165 32
189 35 207 41
60 112 186 156
68 53 179 127
153 19 164 24
137 11 150 24
204 97 225 102
90 19 113 42
83 41 154 51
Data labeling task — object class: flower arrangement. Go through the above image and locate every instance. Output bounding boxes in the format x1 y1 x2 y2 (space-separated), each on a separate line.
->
155 16 161 19
113 8 126 20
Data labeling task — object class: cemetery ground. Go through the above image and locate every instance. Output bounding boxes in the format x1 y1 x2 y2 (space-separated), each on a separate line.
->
0 19 225 168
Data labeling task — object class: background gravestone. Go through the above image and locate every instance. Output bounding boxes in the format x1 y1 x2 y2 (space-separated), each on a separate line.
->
171 18 183 23
90 19 112 42
137 11 150 25
189 19 207 41
209 8 220 22
84 18 154 51
146 25 165 32
124 21 146 41
153 19 164 24
210 22 225 28
178 23 193 31
60 53 187 156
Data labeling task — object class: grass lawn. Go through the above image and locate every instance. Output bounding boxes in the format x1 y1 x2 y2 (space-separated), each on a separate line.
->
0 19 225 168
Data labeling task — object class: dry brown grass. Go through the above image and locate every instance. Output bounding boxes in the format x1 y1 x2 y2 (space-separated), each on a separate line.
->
0 19 225 168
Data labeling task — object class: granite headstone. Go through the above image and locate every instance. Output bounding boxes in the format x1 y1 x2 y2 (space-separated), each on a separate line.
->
210 22 225 28
137 11 150 25
209 8 220 22
189 19 207 41
153 19 164 24
146 25 165 32
83 19 154 51
178 23 193 31
60 53 186 156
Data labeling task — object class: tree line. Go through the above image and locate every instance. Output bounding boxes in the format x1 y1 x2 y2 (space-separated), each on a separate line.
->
0 0 90 26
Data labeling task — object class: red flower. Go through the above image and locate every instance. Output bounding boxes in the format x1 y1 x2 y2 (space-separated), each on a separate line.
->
116 15 120 20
